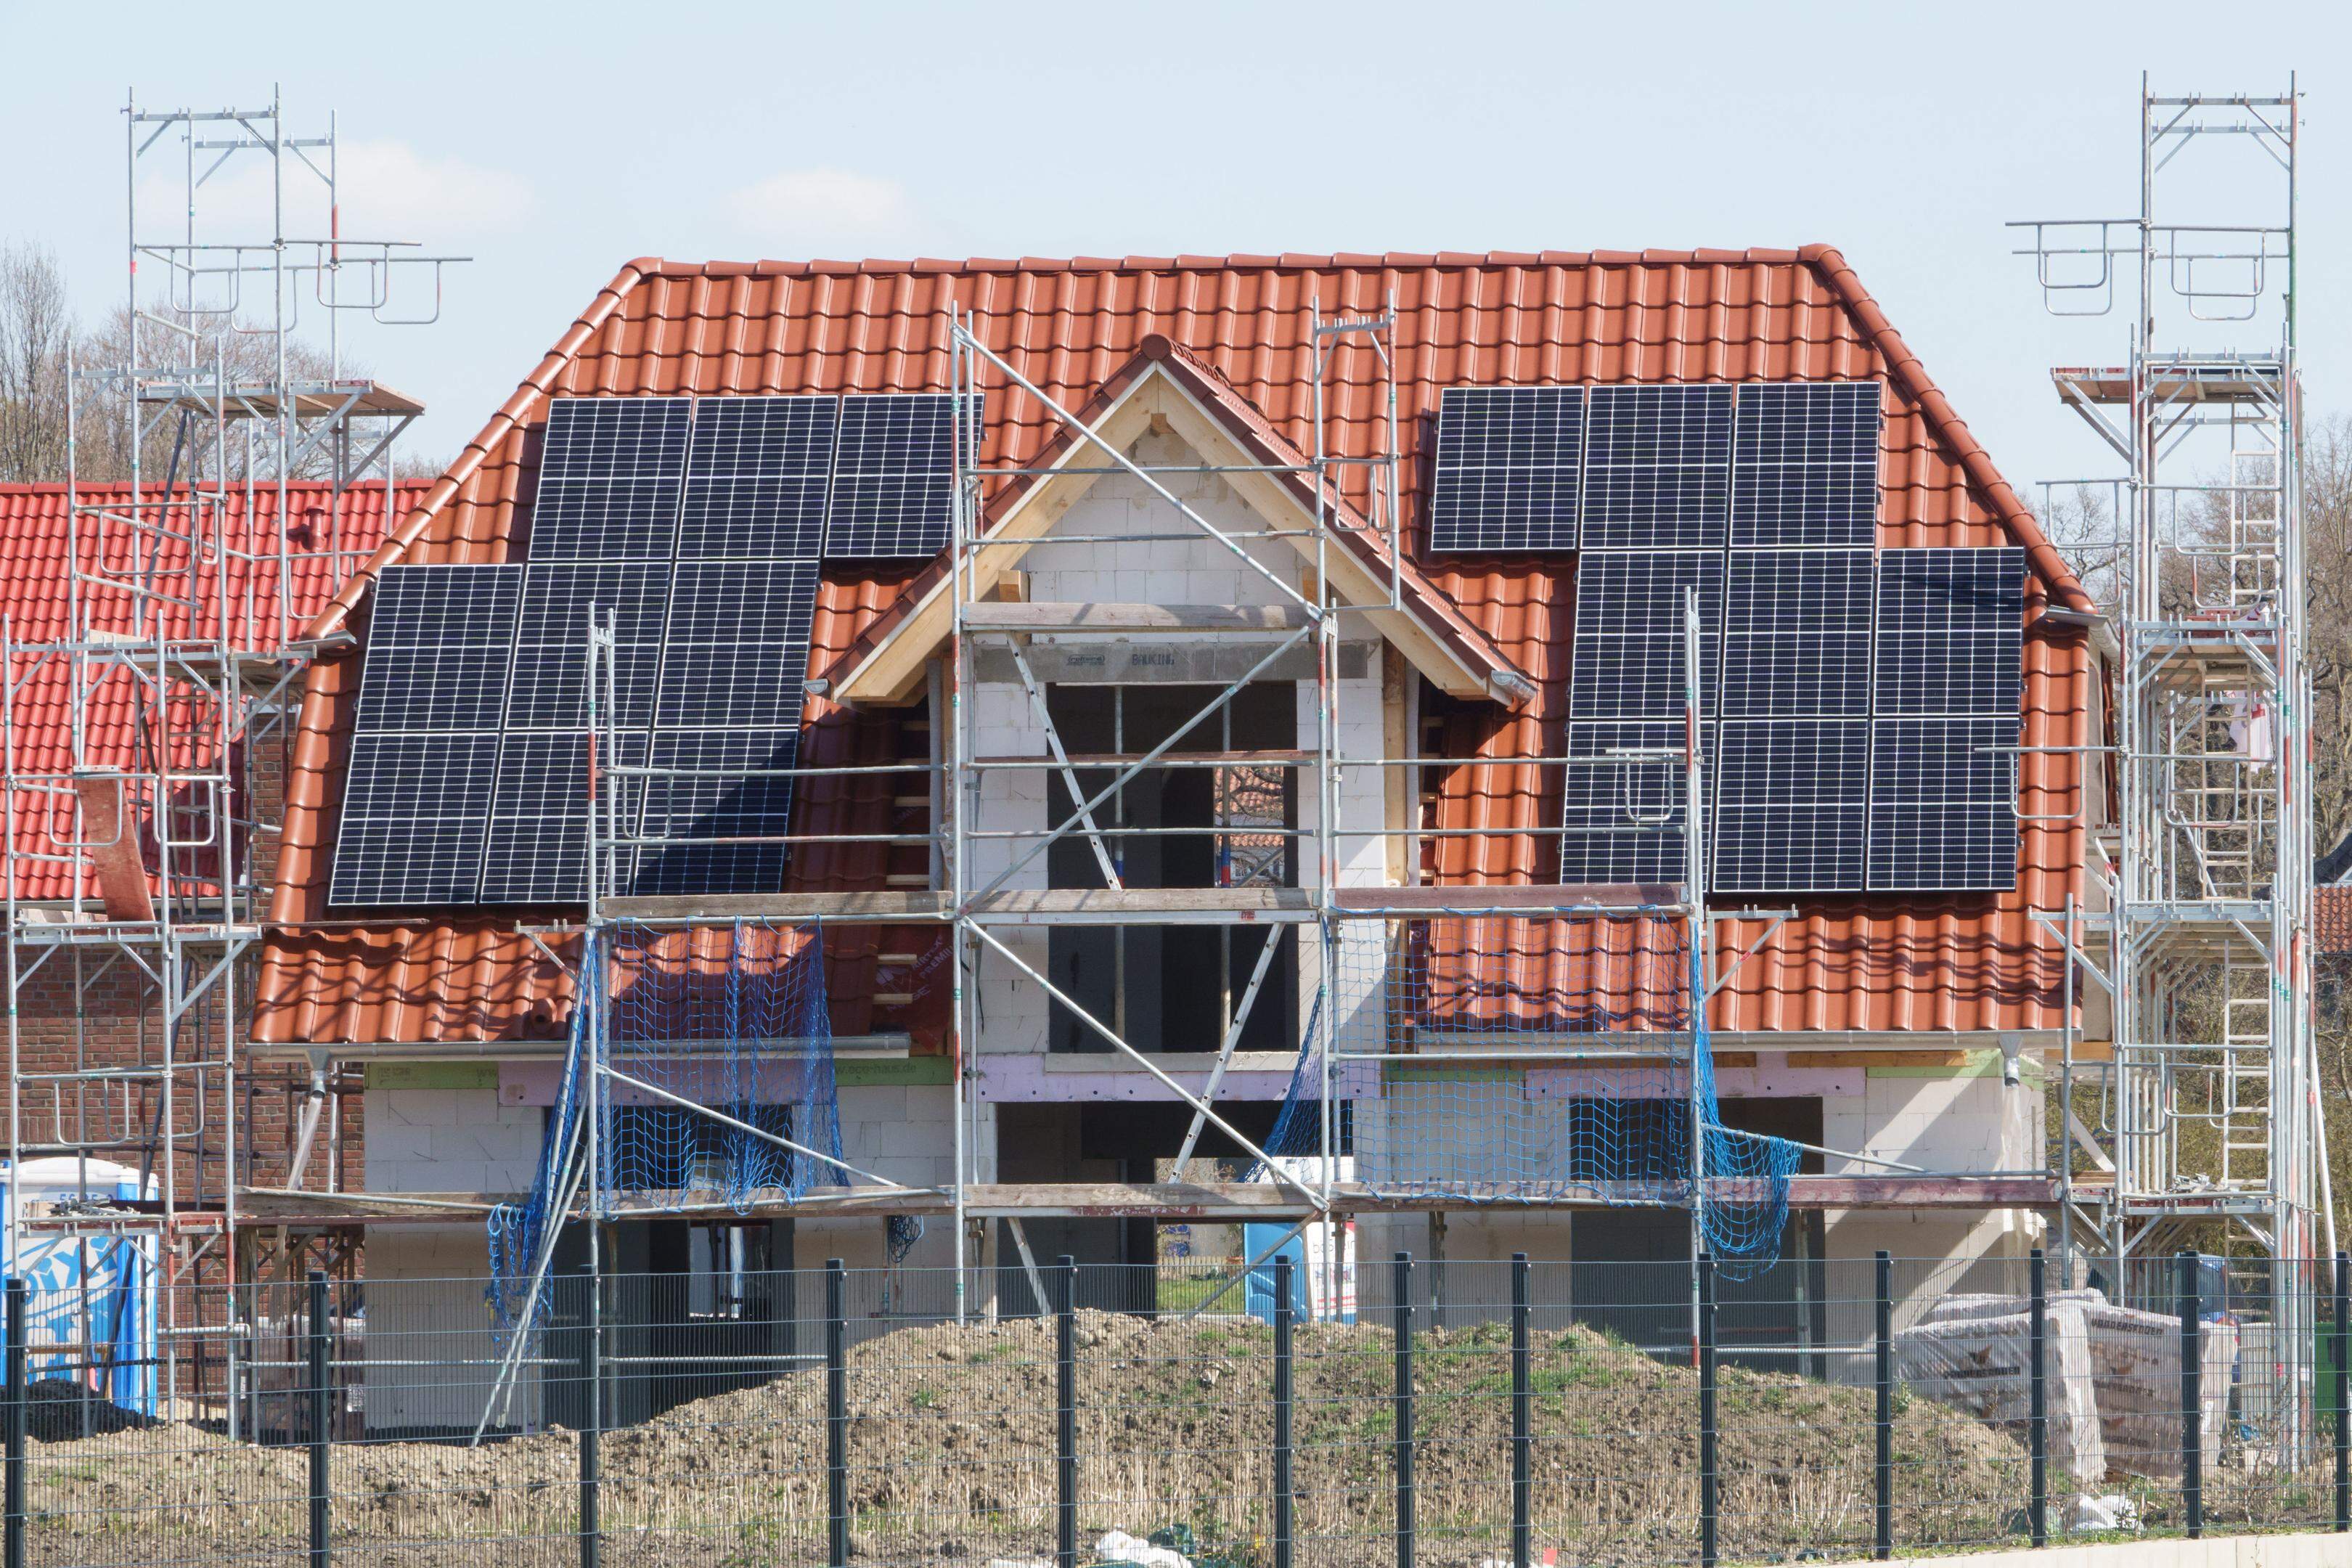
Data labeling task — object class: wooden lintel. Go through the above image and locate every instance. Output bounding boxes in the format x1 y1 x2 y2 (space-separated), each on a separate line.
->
960 602 1312 633
600 890 952 923
198 1174 2059 1230
971 748 1315 768
1788 1050 1974 1069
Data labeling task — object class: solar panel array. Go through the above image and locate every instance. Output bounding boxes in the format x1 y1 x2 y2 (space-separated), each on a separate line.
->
331 390 967 907
331 378 2017 906
1548 379 2023 894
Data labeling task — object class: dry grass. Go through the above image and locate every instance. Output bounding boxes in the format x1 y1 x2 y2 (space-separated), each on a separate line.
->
17 1310 2331 1567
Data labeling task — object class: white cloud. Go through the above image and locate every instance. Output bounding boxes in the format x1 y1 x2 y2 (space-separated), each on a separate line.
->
332 140 534 237
134 138 532 245
726 168 917 249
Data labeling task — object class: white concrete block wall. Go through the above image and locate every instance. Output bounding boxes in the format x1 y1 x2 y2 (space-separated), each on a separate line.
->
833 1082 968 1191
362 1226 528 1434
364 1087 543 1196
969 425 1392 1067
804 1087 989 1318
1821 1065 2043 1185
1299 674 1389 890
1815 1058 2050 1371
359 1082 550 1432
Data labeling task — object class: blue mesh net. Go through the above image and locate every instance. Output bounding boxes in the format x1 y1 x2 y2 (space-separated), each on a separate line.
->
1691 1009 1801 1272
603 920 844 1209
486 936 597 1334
488 920 844 1334
1255 915 1796 1274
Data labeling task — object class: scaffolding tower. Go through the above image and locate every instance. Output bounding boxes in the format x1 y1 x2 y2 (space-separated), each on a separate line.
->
2015 80 2324 1291
2 89 459 1398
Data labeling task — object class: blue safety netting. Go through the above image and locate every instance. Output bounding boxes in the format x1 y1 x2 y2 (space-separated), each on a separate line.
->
1691 1005 1801 1273
603 920 844 1209
1253 915 1797 1274
486 934 598 1334
488 921 844 1334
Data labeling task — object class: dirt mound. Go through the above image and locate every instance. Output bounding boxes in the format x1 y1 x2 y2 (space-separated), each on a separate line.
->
22 1309 2062 1567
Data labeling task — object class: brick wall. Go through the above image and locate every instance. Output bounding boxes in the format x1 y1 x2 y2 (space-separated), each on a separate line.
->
1 696 356 1216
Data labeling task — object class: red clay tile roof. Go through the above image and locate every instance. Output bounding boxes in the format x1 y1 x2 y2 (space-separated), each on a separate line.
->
0 480 420 902
2315 888 2352 955
254 248 2089 1045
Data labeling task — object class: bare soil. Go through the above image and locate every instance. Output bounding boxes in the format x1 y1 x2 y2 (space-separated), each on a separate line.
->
18 1310 2324 1567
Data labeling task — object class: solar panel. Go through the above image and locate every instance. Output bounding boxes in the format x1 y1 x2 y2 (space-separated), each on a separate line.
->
528 396 693 560
1569 551 1726 722
654 560 821 730
679 395 836 560
1579 385 1734 550
824 393 960 558
1559 720 1699 884
327 732 502 906
1721 549 1874 718
478 730 648 904
1874 547 2025 716
1711 719 1870 893
1867 717 2017 890
1424 385 1585 552
632 727 801 896
348 564 523 733
1731 382 1880 547
506 563 673 731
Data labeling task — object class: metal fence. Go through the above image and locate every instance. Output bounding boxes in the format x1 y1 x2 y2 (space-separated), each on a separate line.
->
4 1250 2349 1567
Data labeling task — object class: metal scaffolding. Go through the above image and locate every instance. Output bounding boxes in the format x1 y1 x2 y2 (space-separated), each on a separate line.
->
534 298 1775 1342
1 88 459 1401
2014 80 2323 1290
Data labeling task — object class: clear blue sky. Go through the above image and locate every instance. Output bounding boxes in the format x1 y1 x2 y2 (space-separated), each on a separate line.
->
4 0 2341 497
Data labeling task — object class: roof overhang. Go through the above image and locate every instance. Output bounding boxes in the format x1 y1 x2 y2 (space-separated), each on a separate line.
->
829 349 1532 708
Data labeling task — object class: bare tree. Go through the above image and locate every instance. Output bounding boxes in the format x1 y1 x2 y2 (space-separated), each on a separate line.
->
2303 418 2352 862
0 241 72 482
73 303 357 484
0 238 395 486
2035 481 2124 610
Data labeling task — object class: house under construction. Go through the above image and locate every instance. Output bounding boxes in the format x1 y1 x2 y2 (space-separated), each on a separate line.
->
1 83 2321 1445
